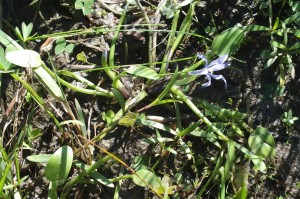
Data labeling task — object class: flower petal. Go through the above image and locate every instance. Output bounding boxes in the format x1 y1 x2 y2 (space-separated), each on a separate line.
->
196 54 208 67
202 75 211 87
217 54 229 64
210 74 227 89
210 62 230 71
207 54 229 68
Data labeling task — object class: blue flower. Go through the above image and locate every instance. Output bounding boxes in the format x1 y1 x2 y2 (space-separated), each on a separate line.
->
188 54 230 89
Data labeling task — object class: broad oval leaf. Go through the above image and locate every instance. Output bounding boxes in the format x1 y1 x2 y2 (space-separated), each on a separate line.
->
133 170 160 187
212 26 244 55
126 65 159 80
5 49 42 68
248 127 275 158
45 146 73 183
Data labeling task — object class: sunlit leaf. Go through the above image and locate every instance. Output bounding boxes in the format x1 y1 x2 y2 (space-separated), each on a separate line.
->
118 112 137 127
142 137 174 144
212 26 244 55
34 66 64 100
76 51 88 62
45 146 73 183
248 127 275 158
21 22 33 41
26 154 52 163
133 170 160 187
126 65 159 80
5 49 42 68
0 47 12 70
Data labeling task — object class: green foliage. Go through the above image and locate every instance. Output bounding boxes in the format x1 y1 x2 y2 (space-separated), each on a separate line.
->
3 0 298 198
282 109 298 127
15 22 34 42
248 127 275 158
212 26 244 55
54 38 74 55
75 0 94 15
126 65 159 80
45 146 73 183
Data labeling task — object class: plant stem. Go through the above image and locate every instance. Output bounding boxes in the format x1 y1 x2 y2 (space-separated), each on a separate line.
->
170 86 229 142
91 90 148 142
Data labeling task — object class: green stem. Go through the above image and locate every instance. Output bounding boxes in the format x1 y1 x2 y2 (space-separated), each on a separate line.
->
159 2 197 74
101 51 130 98
42 65 113 97
170 86 229 142
91 90 148 142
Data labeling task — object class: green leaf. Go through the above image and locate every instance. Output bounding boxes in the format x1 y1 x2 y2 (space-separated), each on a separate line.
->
111 88 125 113
102 110 115 125
75 162 114 187
55 38 66 55
5 49 42 68
243 25 270 32
248 127 275 158
34 66 64 100
224 140 235 180
21 22 33 41
271 41 286 49
212 26 244 55
76 51 88 63
283 12 300 25
0 47 12 70
26 154 52 163
126 65 159 80
118 112 137 127
251 156 267 173
65 44 74 53
75 1 84 9
136 119 177 135
90 172 114 188
0 30 23 50
75 99 87 137
45 146 73 183
133 170 160 187
142 137 174 144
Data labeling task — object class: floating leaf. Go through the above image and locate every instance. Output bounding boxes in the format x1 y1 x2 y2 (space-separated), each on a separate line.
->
212 26 244 55
5 49 42 68
45 146 73 183
248 127 275 158
126 65 159 80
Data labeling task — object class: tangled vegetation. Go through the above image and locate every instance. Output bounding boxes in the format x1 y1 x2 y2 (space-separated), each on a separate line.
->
0 0 299 198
